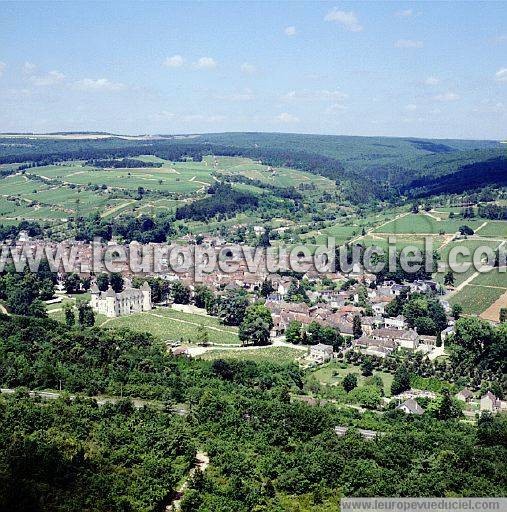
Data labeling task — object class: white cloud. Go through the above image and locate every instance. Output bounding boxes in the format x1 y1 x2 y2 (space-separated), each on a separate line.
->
395 39 423 48
30 70 65 86
163 55 184 68
395 9 413 17
195 57 217 69
326 103 347 113
495 68 507 82
215 88 255 102
284 26 297 36
182 114 225 123
324 9 363 32
473 100 505 114
282 89 348 102
276 112 299 124
0 62 5 78
433 92 460 101
424 76 440 85
405 104 418 111
73 78 126 91
153 112 225 123
240 62 257 75
22 62 36 74
318 89 348 101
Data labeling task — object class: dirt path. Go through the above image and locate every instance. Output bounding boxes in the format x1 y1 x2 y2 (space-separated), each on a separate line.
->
185 337 309 357
445 270 481 299
438 234 456 250
474 221 489 233
424 211 441 221
349 211 411 244
101 200 135 218
166 452 210 511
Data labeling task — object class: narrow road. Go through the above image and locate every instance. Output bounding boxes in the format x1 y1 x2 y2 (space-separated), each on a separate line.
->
185 337 309 357
0 388 187 415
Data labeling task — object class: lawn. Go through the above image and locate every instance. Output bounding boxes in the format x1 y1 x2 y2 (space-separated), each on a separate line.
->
311 362 394 396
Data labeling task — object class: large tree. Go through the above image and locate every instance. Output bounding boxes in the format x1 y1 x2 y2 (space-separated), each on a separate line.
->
239 303 273 346
391 365 411 395
218 289 249 326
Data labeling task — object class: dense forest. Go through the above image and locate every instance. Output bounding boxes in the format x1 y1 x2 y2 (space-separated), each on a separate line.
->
175 182 259 222
0 314 505 511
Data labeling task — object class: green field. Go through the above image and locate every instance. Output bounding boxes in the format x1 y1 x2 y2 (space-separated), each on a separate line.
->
0 154 340 228
311 362 394 396
102 307 240 344
213 155 335 191
200 346 304 364
374 214 484 235
476 221 507 238
468 268 507 289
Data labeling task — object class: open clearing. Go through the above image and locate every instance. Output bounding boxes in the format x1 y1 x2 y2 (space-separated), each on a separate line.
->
311 362 394 396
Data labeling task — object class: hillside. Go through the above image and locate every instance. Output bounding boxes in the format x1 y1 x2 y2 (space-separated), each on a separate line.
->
0 132 504 201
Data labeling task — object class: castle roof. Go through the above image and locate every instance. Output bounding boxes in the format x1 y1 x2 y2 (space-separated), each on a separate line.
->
105 286 116 298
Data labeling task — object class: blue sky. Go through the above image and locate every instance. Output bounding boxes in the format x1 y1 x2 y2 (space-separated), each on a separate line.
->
1 1 506 139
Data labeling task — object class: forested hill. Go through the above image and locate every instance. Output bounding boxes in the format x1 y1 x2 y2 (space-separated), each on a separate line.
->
0 132 504 201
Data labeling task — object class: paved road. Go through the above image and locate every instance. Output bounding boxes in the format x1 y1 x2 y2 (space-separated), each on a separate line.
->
0 388 187 415
185 336 309 357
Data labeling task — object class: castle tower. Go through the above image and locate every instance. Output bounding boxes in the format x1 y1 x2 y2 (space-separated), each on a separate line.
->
105 286 118 317
90 283 100 311
141 281 152 311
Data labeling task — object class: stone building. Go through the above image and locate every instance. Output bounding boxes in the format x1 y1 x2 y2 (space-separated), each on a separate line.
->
90 281 152 318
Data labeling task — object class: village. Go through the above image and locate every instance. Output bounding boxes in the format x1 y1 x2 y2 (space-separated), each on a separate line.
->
9 231 503 422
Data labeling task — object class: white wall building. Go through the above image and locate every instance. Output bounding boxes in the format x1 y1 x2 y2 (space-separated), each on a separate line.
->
90 281 152 318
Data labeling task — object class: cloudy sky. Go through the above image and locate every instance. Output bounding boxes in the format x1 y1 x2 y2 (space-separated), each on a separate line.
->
1 1 506 139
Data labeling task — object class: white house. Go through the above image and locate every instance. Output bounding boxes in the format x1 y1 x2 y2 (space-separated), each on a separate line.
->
397 398 425 415
480 391 503 413
384 315 407 330
308 343 334 364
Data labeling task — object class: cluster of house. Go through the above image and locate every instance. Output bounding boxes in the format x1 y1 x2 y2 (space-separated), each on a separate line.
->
397 389 507 416
267 297 442 361
266 300 360 337
456 388 507 414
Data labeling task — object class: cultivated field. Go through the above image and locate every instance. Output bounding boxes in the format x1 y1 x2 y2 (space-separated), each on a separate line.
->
373 213 484 235
199 346 304 364
101 307 240 345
